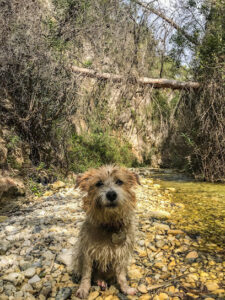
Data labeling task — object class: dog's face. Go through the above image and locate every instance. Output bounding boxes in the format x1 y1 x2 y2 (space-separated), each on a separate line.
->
76 165 140 214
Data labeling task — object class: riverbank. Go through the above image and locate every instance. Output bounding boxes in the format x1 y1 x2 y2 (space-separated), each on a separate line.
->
0 172 224 299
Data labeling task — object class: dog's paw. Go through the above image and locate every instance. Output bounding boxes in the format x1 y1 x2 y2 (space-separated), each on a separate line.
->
124 287 137 295
97 279 107 291
76 287 89 299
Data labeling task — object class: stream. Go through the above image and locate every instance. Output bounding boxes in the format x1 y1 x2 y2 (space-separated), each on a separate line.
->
141 168 225 252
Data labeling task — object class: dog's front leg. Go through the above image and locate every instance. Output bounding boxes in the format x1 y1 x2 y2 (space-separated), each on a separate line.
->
76 255 92 299
116 268 137 295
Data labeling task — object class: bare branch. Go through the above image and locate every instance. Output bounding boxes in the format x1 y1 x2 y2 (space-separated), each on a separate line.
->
132 0 199 45
71 65 200 90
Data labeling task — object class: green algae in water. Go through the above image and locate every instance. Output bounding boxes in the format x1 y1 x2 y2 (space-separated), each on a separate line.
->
149 170 225 251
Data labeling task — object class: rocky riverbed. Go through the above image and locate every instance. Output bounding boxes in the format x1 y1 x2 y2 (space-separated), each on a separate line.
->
0 175 224 300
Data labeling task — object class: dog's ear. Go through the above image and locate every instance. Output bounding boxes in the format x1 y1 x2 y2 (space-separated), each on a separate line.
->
121 169 141 186
75 171 93 191
132 172 141 185
76 169 97 191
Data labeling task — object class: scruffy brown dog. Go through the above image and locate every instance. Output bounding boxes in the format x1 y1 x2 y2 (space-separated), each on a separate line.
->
74 165 140 299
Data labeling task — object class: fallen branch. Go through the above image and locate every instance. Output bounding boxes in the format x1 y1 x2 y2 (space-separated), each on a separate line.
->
71 65 200 90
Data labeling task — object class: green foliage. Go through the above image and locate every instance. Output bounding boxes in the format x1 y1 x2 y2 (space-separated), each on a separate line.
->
27 179 43 197
68 131 136 173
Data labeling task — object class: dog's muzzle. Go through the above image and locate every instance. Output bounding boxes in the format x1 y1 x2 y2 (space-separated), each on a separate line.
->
106 190 117 207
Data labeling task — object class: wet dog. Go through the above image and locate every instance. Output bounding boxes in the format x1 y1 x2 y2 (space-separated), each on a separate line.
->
73 165 140 298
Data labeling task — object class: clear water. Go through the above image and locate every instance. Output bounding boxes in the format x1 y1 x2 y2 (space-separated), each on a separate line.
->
145 169 225 252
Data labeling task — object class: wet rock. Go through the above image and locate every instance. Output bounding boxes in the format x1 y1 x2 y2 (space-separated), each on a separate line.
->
152 222 170 231
55 287 72 300
185 251 199 262
205 281 219 291
158 293 169 300
149 211 171 220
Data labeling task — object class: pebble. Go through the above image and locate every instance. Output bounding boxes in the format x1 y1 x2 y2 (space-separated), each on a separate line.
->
55 287 72 300
88 291 99 300
205 281 219 291
149 211 171 220
0 174 224 300
3 273 24 286
185 251 199 262
138 295 151 300
23 267 36 278
28 274 41 285
138 284 148 293
0 240 10 254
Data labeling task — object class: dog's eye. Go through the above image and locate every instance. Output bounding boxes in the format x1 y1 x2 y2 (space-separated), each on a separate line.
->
116 179 123 185
96 181 104 187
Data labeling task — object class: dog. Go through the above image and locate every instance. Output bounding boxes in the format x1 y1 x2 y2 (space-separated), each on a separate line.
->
73 165 140 298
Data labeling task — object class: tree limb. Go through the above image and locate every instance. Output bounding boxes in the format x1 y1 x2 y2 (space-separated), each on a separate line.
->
71 65 200 90
132 0 198 46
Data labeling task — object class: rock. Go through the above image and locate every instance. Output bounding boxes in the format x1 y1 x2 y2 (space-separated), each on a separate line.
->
43 191 54 197
149 211 171 220
138 240 145 247
185 251 199 262
41 281 52 297
68 237 77 245
0 215 8 222
23 267 36 278
55 287 72 300
28 275 41 285
88 291 99 300
138 295 151 300
51 181 65 190
167 188 176 192
128 265 143 280
187 273 199 283
205 281 219 291
138 284 148 294
156 240 165 248
14 291 24 299
0 240 10 254
0 177 25 199
57 248 73 268
0 138 7 165
0 294 9 300
3 272 25 286
168 229 185 235
158 293 169 300
152 222 170 231
21 283 34 294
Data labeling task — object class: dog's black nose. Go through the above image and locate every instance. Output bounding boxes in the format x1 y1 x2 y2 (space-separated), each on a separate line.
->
106 190 117 201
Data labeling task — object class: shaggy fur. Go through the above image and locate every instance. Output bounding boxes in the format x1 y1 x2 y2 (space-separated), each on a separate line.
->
73 165 140 299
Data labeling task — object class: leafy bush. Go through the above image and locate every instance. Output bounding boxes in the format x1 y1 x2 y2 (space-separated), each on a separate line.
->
68 131 136 173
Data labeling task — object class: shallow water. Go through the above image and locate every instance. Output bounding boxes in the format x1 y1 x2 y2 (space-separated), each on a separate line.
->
144 169 225 251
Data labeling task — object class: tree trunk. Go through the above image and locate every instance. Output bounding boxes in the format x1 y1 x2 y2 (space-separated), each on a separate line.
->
71 65 200 90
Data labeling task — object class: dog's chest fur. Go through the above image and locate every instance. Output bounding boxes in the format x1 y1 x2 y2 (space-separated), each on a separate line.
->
77 218 135 272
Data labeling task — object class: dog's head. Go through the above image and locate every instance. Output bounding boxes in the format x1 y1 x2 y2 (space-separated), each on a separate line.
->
76 165 140 217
